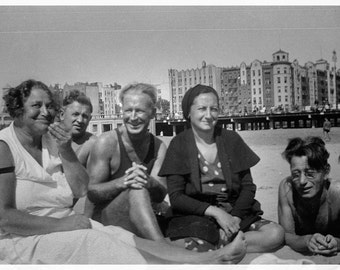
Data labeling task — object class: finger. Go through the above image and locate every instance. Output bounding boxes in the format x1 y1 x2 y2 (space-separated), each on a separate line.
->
131 169 147 179
134 163 147 171
125 171 147 182
125 167 136 175
315 235 328 247
130 183 143 189
123 178 138 186
48 125 70 140
308 241 319 253
133 174 148 183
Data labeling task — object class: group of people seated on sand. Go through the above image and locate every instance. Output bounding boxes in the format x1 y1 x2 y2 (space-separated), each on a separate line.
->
0 79 339 264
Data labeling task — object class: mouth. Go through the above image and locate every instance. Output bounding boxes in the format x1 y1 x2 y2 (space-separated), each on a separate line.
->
300 186 313 194
36 118 51 125
73 125 83 130
127 122 143 128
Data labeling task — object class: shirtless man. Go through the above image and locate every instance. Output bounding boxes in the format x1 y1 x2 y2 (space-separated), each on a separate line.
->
278 136 340 256
86 83 168 241
59 90 96 167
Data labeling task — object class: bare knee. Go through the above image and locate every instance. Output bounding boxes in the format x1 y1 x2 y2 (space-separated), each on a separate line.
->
259 223 285 250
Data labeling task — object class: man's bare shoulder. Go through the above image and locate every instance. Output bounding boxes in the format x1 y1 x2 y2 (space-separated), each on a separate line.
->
94 130 119 153
328 179 340 200
279 177 293 196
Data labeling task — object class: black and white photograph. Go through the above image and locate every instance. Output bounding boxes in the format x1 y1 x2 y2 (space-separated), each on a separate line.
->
0 2 340 266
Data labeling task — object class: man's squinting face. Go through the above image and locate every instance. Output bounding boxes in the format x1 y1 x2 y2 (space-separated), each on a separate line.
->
122 90 155 135
60 101 92 138
290 155 327 199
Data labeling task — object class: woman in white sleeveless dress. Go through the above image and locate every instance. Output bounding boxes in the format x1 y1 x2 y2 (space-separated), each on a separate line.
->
0 79 246 264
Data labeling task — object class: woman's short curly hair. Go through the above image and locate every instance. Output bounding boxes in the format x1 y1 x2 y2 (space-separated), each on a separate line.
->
282 136 330 172
3 79 53 118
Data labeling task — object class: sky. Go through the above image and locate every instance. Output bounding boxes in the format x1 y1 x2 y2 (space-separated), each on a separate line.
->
0 4 340 101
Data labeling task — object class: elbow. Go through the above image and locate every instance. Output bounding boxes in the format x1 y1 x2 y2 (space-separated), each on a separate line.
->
87 189 102 204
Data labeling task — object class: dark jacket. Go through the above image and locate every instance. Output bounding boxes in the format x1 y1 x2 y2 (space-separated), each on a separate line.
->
159 127 262 219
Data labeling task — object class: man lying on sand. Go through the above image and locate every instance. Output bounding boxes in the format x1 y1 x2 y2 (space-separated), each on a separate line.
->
278 136 340 256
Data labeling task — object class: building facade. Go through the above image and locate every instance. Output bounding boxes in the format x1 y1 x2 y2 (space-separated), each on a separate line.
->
168 61 222 117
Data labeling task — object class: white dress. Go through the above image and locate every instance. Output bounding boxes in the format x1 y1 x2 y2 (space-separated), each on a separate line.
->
0 123 146 264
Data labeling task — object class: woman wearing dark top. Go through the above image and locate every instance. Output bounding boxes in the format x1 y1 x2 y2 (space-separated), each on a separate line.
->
159 84 284 252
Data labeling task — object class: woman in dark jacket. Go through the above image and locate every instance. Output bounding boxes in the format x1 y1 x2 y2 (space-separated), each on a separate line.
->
159 84 284 252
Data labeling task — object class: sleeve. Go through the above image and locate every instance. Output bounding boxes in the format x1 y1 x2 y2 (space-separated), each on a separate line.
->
226 130 260 173
158 136 190 176
167 174 210 216
159 134 211 216
230 169 258 218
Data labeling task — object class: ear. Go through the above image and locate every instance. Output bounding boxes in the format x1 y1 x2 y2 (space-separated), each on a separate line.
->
59 108 65 121
151 108 156 119
324 164 331 179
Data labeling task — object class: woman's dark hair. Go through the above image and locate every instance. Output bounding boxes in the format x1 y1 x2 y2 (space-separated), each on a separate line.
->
282 136 330 172
3 79 53 118
63 89 93 113
181 84 219 121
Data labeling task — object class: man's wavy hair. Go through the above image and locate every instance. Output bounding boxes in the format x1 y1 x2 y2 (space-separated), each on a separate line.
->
3 79 53 118
63 89 93 113
119 83 157 107
282 136 330 172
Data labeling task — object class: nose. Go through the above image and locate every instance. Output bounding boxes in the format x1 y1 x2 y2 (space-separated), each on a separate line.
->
76 115 84 123
40 104 49 115
299 174 308 185
130 110 137 120
205 108 213 119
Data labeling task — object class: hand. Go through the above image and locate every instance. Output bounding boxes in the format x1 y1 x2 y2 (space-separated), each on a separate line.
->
123 162 149 189
48 122 72 151
59 214 92 231
307 233 337 255
213 207 240 237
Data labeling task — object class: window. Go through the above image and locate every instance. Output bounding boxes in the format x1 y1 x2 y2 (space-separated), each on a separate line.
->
284 68 287 74
259 97 262 104
278 96 281 102
258 70 261 76
259 88 262 94
258 79 261 85
278 87 281 93
283 55 286 60
285 86 288 93
253 70 255 76
277 56 280 61
253 79 256 86
253 88 256 95
285 96 288 102
277 68 280 74
92 124 98 133
284 77 287 83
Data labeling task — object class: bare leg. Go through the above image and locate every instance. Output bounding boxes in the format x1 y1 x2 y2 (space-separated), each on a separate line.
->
133 230 247 264
129 188 165 241
244 223 284 253
92 220 247 264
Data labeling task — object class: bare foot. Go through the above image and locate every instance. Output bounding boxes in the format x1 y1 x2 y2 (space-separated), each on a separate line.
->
214 231 247 264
